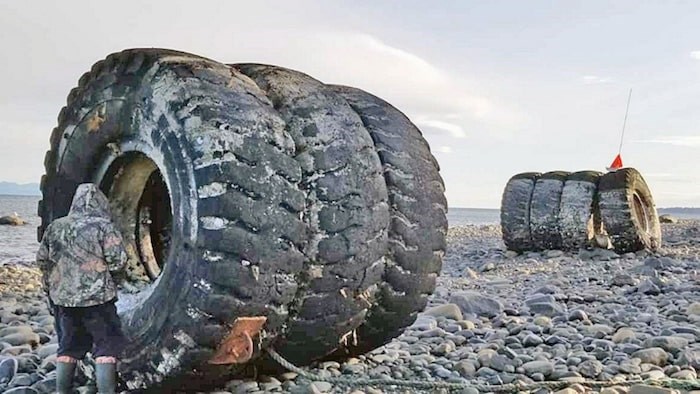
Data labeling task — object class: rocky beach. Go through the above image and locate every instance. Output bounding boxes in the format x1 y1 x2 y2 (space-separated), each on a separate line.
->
1 220 699 393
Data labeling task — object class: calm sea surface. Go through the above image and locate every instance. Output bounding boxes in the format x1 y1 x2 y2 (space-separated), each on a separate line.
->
0 195 697 264
0 195 40 264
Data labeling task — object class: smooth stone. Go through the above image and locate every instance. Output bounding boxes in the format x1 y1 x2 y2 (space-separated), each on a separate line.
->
581 324 614 339
369 354 395 364
9 372 33 387
434 366 453 378
612 274 640 287
416 328 447 339
637 279 661 295
612 327 637 343
449 292 504 318
456 320 476 330
35 344 58 360
477 348 497 366
308 381 332 393
628 384 678 394
687 302 700 316
31 378 56 392
1 333 40 347
522 360 554 377
522 334 544 347
528 302 565 317
454 360 477 378
475 366 498 377
3 388 39 394
643 336 689 353
554 389 579 394
671 369 697 379
423 304 463 321
534 284 562 294
1 345 32 357
533 316 551 326
488 354 513 373
577 359 603 378
525 294 556 305
641 369 667 381
619 359 642 374
632 348 669 366
676 349 700 369
0 327 34 338
568 309 589 321
432 341 455 356
0 357 19 384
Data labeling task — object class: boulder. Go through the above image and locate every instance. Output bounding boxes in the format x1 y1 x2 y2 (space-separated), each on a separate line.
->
658 214 678 224
0 214 26 226
448 291 504 318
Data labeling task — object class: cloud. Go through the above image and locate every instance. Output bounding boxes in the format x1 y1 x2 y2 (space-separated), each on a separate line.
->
414 118 466 138
690 51 700 60
582 75 612 84
279 32 525 139
644 173 696 182
437 146 453 153
638 136 700 147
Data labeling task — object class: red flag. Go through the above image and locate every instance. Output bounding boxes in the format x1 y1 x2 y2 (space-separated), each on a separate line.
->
606 154 623 172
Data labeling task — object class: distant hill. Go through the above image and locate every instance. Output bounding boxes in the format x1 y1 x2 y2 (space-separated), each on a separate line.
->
0 182 40 196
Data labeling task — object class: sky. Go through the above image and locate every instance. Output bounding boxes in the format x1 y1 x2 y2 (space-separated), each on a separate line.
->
0 0 699 208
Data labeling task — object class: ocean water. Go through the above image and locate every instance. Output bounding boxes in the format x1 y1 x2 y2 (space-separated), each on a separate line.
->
0 196 499 264
1 195 698 264
0 195 41 264
446 207 500 226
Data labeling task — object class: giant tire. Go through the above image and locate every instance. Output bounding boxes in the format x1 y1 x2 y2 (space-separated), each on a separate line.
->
530 171 570 250
39 49 312 389
500 172 540 252
598 168 661 253
559 171 602 250
328 85 448 355
38 49 445 389
231 64 390 365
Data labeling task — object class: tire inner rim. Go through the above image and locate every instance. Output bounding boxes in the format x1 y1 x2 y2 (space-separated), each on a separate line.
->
632 192 651 234
99 152 173 284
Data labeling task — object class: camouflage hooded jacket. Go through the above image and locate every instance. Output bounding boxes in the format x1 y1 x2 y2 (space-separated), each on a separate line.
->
37 183 127 307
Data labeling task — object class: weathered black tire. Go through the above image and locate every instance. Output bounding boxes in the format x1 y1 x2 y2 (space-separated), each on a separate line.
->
39 49 310 389
500 172 540 252
232 65 390 365
598 168 662 253
40 49 445 389
328 85 448 355
559 171 602 250
530 171 570 250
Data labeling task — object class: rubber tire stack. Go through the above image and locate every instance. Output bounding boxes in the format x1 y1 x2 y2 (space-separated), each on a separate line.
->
38 49 447 390
500 168 660 253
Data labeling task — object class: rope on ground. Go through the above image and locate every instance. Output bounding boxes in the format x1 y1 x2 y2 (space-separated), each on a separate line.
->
267 348 700 393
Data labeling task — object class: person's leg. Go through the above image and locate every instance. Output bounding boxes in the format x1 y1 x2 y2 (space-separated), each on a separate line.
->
84 300 125 394
55 306 91 394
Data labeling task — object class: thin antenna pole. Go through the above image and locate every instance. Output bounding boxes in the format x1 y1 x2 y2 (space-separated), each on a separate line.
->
618 88 632 155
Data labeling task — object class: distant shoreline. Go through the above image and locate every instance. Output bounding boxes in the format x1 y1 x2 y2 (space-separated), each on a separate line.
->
1 194 697 211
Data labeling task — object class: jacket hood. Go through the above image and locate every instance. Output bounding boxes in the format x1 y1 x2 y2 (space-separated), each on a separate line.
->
69 183 112 219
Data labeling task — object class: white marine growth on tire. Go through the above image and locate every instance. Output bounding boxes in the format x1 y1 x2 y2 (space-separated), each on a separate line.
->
559 180 598 249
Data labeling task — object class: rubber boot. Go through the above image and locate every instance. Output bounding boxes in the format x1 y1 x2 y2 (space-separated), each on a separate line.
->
95 362 117 394
56 361 76 394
